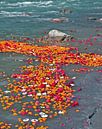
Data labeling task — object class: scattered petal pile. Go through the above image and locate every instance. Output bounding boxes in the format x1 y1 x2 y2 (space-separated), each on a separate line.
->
0 40 102 66
0 40 102 129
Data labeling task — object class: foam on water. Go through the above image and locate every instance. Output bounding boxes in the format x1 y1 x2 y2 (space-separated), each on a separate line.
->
1 1 53 8
0 11 33 17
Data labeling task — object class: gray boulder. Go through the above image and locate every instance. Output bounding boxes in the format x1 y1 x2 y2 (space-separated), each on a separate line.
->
48 29 73 41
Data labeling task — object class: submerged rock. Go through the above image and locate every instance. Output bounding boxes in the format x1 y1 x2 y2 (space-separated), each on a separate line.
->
51 17 69 23
60 8 72 15
88 17 97 21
